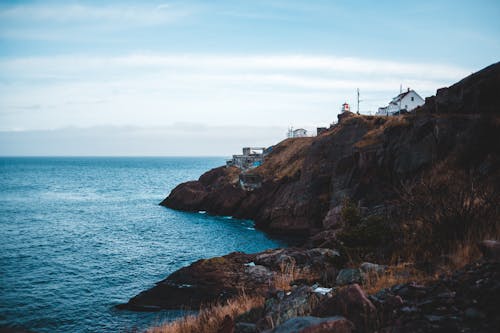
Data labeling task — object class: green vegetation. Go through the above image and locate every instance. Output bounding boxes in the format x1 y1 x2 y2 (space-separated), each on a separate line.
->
336 199 395 262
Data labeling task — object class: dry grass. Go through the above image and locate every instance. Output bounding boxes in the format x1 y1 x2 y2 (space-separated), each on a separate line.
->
362 263 429 295
147 294 264 333
355 115 410 149
272 261 325 291
273 261 300 291
363 234 497 295
433 232 499 275
256 137 313 181
396 164 500 264
223 166 242 185
147 262 317 333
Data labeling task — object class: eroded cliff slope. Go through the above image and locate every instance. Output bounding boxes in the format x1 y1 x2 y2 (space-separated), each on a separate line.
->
161 62 500 236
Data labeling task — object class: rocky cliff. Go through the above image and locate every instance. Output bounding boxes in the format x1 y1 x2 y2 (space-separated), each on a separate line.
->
122 63 500 333
161 62 500 236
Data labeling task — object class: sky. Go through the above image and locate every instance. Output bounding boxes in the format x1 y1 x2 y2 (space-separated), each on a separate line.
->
0 0 499 156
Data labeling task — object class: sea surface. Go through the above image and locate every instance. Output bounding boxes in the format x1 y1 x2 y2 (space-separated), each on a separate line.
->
0 157 287 333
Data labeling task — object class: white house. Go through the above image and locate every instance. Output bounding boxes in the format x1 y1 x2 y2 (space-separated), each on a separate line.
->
287 128 308 138
377 89 424 116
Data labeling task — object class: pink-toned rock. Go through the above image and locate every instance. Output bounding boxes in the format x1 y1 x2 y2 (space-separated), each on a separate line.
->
322 205 343 229
218 315 234 333
314 284 378 332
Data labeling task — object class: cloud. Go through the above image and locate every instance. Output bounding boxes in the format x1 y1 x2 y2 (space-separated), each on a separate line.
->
157 4 170 10
0 54 470 80
0 125 287 156
0 3 189 27
0 53 473 132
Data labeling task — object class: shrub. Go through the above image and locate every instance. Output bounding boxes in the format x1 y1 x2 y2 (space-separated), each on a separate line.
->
340 198 362 226
337 215 392 248
396 165 500 262
336 199 396 262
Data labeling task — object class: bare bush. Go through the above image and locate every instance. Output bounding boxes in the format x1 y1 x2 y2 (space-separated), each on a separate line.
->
396 164 500 261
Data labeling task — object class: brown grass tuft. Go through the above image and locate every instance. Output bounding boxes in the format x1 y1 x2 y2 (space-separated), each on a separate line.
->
147 294 264 333
362 263 428 295
273 261 299 291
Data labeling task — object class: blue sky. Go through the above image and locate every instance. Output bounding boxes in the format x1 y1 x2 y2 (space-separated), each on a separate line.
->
0 0 499 155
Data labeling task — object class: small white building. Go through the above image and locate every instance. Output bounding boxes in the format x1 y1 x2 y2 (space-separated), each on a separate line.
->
287 128 308 138
377 89 424 116
341 102 350 113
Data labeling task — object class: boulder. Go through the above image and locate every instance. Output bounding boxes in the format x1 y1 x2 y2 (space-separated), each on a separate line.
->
258 286 323 330
336 268 364 285
360 262 387 275
255 248 341 285
314 284 378 332
360 262 387 286
322 205 343 229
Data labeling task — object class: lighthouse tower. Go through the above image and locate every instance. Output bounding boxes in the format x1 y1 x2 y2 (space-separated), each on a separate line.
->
341 102 350 113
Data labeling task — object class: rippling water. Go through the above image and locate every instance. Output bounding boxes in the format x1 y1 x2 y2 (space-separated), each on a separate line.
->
0 157 286 333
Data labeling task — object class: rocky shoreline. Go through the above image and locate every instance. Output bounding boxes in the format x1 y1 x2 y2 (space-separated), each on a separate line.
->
241 259 500 332
126 243 500 333
121 63 500 332
117 247 342 311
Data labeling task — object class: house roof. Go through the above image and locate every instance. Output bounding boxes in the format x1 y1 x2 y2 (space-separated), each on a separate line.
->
390 90 422 104
391 91 411 103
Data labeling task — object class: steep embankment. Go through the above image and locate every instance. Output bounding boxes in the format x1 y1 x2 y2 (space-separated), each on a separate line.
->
162 62 500 236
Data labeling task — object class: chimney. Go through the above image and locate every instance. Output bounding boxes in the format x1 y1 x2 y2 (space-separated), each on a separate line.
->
407 87 410 92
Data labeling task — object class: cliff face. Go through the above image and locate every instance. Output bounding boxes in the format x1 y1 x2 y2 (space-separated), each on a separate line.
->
123 63 500 321
161 62 500 235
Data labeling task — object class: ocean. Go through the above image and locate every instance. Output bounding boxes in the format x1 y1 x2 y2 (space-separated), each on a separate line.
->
0 157 287 333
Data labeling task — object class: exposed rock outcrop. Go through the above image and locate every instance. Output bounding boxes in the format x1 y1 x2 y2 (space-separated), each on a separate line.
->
372 261 500 332
236 261 500 333
118 248 341 311
161 62 500 236
314 284 378 332
118 252 256 311
422 61 500 115
138 63 500 332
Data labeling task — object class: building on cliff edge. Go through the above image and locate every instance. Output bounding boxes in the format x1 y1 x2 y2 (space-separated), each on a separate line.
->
287 127 308 138
376 88 424 116
226 147 268 169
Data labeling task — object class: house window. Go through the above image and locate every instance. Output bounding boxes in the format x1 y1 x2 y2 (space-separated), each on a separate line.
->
411 97 414 101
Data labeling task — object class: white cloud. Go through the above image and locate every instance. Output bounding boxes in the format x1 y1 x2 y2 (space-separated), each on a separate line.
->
0 53 469 81
0 3 188 25
157 4 170 10
0 53 472 132
0 125 288 156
